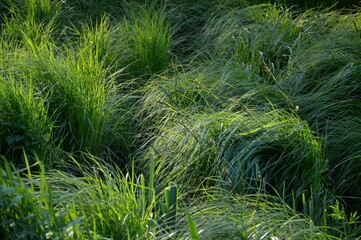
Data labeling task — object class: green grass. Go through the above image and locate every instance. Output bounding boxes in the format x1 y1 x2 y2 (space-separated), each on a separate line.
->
1 0 361 239
141 109 327 217
0 155 159 239
0 155 342 239
4 35 120 160
0 52 54 166
198 4 302 80
278 9 361 211
120 2 172 78
176 192 334 239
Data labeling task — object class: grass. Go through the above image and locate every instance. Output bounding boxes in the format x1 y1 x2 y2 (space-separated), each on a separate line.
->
0 155 340 239
140 109 327 217
198 4 303 81
121 2 172 78
0 55 54 166
1 0 361 239
0 155 159 239
176 192 333 239
278 9 361 211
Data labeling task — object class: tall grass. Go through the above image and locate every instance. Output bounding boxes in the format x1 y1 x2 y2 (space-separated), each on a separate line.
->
137 59 293 137
174 192 334 239
198 4 302 80
13 37 115 159
141 109 327 217
2 0 61 24
0 73 53 167
1 155 343 239
0 10 137 164
279 9 361 210
0 0 61 45
59 0 123 22
0 155 161 239
254 0 360 8
120 2 172 78
162 0 250 57
2 0 361 238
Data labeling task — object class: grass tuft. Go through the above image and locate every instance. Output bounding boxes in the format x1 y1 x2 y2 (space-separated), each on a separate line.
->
141 109 327 217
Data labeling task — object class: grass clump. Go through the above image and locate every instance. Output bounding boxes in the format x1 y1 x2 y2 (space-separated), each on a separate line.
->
137 59 292 135
0 155 160 239
0 72 53 167
119 2 172 79
142 109 326 215
199 4 302 79
0 0 61 45
1 156 339 239
174 192 333 239
1 15 134 164
279 9 361 210
20 44 115 158
0 157 71 239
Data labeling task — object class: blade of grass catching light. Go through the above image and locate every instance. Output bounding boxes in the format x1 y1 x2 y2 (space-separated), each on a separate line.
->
185 207 199 240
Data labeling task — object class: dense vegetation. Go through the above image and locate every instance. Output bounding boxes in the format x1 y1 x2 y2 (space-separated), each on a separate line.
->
1 0 361 239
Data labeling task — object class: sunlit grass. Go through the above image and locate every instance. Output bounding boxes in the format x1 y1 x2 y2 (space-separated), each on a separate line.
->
141 109 327 218
0 155 341 239
121 2 172 78
0 155 160 239
0 73 54 167
198 4 303 79
1 0 361 239
174 191 334 239
0 10 136 164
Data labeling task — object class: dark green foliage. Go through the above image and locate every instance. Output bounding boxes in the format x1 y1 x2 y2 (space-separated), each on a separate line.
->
60 0 123 22
289 0 360 9
255 0 360 9
279 12 361 210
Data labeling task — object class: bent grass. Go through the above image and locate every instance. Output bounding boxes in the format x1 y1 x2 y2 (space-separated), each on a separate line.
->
1 0 361 239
